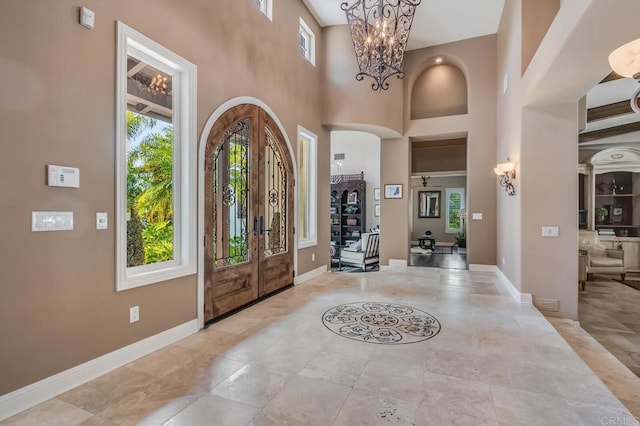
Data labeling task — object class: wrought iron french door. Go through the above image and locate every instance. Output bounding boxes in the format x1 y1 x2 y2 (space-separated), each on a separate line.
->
204 104 294 322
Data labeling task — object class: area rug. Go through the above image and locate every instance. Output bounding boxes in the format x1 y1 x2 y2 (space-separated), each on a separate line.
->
322 302 441 345
614 278 640 291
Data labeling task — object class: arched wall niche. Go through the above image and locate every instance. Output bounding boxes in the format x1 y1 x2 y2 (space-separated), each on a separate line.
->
410 60 469 120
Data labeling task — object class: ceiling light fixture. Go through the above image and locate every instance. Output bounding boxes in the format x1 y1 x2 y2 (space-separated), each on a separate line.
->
609 38 640 113
342 0 421 92
435 57 443 64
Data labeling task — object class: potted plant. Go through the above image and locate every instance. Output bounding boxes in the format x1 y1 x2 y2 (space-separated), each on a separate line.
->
595 207 608 224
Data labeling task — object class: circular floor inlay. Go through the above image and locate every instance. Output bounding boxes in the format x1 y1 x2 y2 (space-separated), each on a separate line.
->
322 302 441 345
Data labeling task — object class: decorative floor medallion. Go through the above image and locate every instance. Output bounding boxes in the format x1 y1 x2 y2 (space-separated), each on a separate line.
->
322 302 441 345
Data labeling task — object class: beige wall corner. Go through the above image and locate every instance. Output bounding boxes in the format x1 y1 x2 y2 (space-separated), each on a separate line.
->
380 137 410 264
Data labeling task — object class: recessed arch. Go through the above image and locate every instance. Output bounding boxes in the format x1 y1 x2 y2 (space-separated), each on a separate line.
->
411 63 469 120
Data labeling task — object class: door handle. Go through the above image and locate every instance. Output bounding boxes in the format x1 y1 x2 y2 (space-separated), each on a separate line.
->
253 216 259 235
259 216 265 235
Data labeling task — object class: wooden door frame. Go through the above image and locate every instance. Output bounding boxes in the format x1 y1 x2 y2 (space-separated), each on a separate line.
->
197 97 298 329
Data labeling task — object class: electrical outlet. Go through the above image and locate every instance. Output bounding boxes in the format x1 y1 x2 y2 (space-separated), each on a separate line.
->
542 226 559 237
129 306 139 323
502 257 506 265
312 253 315 261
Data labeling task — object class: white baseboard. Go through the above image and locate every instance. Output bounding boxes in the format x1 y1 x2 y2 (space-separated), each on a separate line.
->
295 265 328 284
469 264 533 304
0 319 199 421
389 259 408 268
468 264 497 272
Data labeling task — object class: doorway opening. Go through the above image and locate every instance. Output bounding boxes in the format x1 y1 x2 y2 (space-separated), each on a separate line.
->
409 137 468 270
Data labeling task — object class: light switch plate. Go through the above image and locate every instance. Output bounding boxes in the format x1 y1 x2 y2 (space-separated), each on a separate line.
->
542 226 559 237
472 213 483 220
96 212 108 230
32 212 74 232
80 7 95 29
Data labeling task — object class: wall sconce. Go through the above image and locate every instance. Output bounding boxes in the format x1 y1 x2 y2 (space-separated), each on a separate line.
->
494 158 516 196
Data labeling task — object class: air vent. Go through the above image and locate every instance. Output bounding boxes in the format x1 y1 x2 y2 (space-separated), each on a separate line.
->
334 153 345 160
536 298 559 312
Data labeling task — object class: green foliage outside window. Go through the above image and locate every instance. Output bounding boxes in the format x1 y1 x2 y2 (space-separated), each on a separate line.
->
126 111 175 266
448 192 461 231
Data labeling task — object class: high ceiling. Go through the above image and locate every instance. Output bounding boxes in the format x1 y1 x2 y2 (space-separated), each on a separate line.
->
302 0 506 50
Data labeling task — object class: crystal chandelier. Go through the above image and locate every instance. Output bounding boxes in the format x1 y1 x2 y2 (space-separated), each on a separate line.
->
341 0 421 91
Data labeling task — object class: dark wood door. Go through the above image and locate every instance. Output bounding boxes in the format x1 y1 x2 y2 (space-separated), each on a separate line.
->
204 105 294 322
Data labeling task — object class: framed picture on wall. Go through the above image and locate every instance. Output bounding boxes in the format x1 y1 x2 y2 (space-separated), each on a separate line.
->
374 188 380 201
384 184 403 199
374 204 380 217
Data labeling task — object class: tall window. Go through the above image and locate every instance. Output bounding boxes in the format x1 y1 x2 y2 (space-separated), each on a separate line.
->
299 18 315 66
297 126 317 248
445 188 465 234
252 0 272 20
116 22 197 290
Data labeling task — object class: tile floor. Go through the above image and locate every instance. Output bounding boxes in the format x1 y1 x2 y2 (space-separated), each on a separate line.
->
2 267 637 425
578 274 640 378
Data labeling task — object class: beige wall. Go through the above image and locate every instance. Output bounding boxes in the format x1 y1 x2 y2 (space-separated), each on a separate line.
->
521 104 578 318
0 0 326 395
411 176 467 242
521 0 560 74
390 35 498 266
411 64 468 120
380 137 411 264
496 0 523 290
412 146 466 173
321 25 403 138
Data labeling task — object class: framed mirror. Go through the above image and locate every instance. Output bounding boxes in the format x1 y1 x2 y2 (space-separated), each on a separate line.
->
418 191 440 218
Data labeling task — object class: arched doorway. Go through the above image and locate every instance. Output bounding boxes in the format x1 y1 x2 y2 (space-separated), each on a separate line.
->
203 104 294 323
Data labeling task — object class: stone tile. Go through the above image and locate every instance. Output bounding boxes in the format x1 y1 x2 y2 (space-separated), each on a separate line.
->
248 339 319 375
491 385 580 425
299 350 369 387
260 375 350 424
159 353 245 395
2 399 92 426
210 364 291 408
164 394 259 426
420 372 496 422
355 358 425 403
333 390 418 426
58 367 160 414
6 267 639 426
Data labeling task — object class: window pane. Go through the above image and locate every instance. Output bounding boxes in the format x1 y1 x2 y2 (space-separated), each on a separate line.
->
445 188 465 234
212 119 250 268
125 57 175 267
265 126 287 256
299 137 308 239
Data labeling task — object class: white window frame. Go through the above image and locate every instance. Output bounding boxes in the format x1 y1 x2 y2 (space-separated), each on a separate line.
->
445 188 465 234
116 22 197 291
253 0 273 20
299 18 315 66
297 126 317 248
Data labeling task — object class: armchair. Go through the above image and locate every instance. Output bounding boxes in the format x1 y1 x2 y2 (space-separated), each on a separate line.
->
339 232 379 271
578 230 625 290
